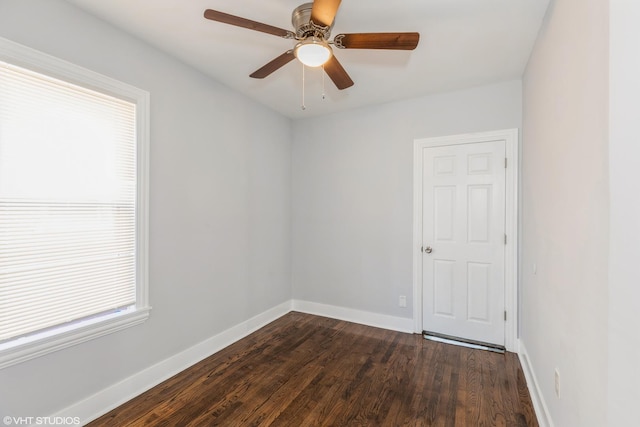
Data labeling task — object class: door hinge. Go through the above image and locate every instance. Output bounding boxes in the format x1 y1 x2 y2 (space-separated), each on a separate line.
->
504 234 507 245
504 158 507 168
504 311 507 321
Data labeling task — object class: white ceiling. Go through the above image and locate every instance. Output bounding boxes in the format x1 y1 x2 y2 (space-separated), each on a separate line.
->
65 0 550 119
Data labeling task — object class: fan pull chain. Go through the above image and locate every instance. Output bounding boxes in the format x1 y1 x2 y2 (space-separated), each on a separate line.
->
301 64 306 110
322 65 326 100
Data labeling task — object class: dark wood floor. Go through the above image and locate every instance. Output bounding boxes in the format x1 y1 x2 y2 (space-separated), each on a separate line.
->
88 312 538 426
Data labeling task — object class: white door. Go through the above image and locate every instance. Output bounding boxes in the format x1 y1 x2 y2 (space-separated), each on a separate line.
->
421 140 506 346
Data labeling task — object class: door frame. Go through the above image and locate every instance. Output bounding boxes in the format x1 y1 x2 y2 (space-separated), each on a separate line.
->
412 129 519 352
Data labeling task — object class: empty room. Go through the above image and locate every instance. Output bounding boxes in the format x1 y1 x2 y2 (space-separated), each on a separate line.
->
0 0 638 426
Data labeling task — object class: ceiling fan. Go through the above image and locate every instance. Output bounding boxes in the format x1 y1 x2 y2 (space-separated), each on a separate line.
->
203 0 420 90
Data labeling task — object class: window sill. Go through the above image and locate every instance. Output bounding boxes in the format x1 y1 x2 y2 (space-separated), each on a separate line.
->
0 306 151 370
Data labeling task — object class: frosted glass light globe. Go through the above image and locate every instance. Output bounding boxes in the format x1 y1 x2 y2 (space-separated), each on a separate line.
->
294 38 332 67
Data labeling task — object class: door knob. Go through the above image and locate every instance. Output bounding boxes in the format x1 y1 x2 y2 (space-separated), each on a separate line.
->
425 246 433 254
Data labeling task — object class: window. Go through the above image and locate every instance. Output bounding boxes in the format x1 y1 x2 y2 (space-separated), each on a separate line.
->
0 37 150 368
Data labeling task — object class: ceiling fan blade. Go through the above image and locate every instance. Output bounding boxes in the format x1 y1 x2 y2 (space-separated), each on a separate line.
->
250 51 296 79
334 32 420 50
310 0 342 27
324 55 354 90
204 9 294 38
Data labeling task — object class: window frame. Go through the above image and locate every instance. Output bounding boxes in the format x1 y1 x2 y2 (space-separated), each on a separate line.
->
0 37 150 369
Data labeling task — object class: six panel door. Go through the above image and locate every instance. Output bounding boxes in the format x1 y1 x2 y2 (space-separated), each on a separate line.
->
421 140 506 346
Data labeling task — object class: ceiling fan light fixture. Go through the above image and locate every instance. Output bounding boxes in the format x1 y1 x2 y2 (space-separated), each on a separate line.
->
294 38 332 67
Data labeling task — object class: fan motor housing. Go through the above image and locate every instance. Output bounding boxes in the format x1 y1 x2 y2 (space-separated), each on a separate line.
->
292 2 333 39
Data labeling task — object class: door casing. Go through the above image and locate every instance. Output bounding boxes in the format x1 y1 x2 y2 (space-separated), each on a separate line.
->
412 129 519 352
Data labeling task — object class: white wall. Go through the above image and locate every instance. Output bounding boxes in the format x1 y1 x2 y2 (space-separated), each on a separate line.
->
521 0 609 425
0 0 291 417
608 1 640 425
291 81 522 319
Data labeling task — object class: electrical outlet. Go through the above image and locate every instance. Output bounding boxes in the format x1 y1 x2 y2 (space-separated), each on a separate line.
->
399 295 407 307
554 369 560 398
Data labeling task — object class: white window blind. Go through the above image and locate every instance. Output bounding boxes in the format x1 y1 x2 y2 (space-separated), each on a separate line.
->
0 61 138 343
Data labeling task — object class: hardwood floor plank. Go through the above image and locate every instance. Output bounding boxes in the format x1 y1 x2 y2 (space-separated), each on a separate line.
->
88 312 538 426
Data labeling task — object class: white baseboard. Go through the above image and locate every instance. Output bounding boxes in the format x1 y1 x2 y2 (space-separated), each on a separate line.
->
518 340 554 427
292 299 414 333
56 300 292 426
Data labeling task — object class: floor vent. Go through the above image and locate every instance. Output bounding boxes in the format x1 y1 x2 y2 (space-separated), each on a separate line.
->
422 331 505 354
